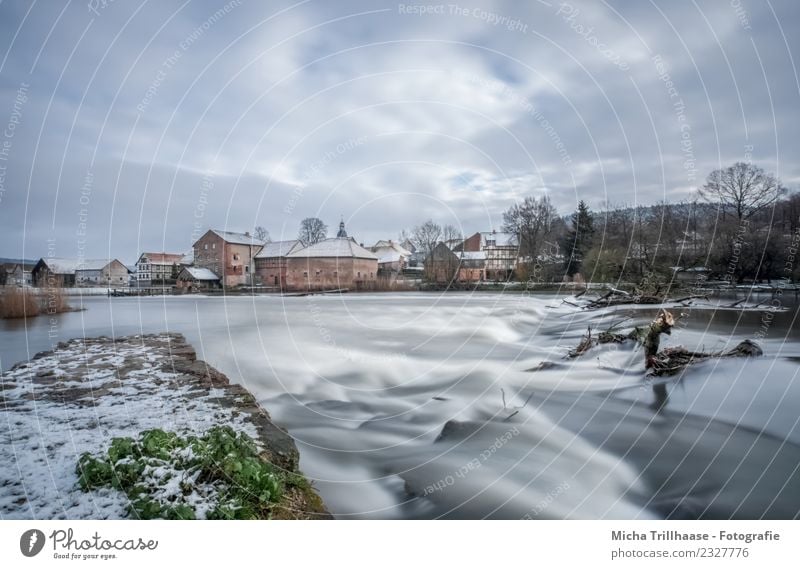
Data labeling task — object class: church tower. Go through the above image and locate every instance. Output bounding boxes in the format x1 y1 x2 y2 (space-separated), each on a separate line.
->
336 218 348 238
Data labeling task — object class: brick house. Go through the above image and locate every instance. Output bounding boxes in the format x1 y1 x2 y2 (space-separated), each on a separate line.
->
453 232 481 252
254 240 303 289
285 236 378 291
192 229 265 288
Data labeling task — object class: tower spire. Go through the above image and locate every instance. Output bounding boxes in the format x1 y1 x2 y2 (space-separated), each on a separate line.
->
337 217 348 238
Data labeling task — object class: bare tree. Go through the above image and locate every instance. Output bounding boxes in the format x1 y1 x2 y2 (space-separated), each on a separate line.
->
298 217 328 246
411 219 442 257
254 225 271 243
502 195 558 260
441 224 463 247
698 162 786 222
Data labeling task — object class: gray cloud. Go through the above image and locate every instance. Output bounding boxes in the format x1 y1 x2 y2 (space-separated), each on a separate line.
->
0 0 798 261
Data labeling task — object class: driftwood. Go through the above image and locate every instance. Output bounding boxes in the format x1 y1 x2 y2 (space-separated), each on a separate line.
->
561 309 762 376
649 339 763 376
566 326 595 358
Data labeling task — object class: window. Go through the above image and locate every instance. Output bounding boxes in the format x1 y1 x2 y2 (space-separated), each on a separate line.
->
315 270 320 277
303 271 308 277
233 253 240 261
212 243 216 250
204 244 208 250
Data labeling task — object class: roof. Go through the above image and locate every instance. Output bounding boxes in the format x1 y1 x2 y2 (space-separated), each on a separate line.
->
371 241 413 259
209 229 266 246
481 231 517 247
377 251 403 264
2 261 36 272
287 238 378 260
137 252 184 265
0 258 37 268
38 258 118 273
180 267 219 281
254 240 302 259
180 250 194 265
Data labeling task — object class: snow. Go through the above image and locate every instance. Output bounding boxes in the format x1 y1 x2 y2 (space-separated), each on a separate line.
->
210 229 266 246
254 240 302 259
181 267 219 281
287 237 378 260
0 334 260 519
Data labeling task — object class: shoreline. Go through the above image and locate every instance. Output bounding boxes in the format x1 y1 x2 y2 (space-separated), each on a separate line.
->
0 333 330 520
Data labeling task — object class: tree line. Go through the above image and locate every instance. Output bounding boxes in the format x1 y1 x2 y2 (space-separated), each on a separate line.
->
503 162 799 287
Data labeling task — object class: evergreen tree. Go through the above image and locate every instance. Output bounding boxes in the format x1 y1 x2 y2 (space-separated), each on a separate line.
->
562 200 594 277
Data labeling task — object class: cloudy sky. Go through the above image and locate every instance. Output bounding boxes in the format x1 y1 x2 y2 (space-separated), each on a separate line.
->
0 0 798 262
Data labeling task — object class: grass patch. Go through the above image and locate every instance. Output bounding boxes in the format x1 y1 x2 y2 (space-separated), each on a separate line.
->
77 426 303 520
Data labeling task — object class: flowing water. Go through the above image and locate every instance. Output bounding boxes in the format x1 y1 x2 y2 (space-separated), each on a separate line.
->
2 292 799 519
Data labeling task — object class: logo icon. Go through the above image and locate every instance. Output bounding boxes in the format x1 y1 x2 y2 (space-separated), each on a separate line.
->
20 529 45 557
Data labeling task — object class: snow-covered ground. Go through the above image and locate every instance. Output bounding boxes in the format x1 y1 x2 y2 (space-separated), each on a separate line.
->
0 334 265 519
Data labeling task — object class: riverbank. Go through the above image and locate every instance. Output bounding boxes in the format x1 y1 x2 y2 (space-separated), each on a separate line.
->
0 333 329 519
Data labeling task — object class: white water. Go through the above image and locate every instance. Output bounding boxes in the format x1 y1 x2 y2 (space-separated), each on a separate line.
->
2 292 799 519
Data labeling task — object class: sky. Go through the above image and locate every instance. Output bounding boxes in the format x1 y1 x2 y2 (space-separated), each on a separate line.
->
0 0 798 262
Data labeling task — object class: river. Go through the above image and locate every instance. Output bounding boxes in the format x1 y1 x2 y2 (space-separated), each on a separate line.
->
2 292 799 519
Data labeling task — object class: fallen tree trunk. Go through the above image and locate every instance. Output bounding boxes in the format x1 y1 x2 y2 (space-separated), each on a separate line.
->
560 309 762 376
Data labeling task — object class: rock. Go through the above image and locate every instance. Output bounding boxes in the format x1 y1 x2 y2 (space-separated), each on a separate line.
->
435 420 482 443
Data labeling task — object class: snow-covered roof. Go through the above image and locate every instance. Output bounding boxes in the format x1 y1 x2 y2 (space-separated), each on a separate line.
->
137 252 184 265
209 229 266 246
180 250 194 265
371 241 413 260
459 251 487 261
40 258 117 273
480 231 517 247
254 240 302 259
287 238 378 260
377 251 403 264
181 267 219 281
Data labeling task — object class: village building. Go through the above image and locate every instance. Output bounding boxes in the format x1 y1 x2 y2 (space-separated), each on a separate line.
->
284 223 378 291
424 243 485 284
370 240 413 277
176 266 221 291
453 232 481 252
458 251 486 282
32 258 129 288
32 258 76 287
1 260 35 287
254 240 303 289
480 230 518 281
134 252 184 287
192 229 266 288
75 259 130 287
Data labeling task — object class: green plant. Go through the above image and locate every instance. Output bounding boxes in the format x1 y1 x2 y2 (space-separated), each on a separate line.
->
77 426 289 520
